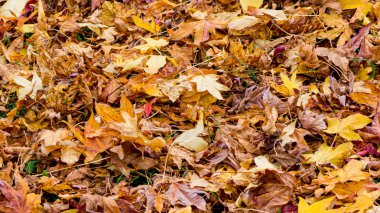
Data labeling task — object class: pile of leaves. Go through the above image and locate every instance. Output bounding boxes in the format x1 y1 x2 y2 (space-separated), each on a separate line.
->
2 0 380 212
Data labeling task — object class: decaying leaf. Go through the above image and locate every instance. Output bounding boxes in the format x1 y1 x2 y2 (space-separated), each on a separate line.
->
165 183 208 211
2 0 380 212
0 170 42 213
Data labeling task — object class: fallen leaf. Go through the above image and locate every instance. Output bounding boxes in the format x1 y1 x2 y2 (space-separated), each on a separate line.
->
0 0 29 18
144 55 166 74
261 9 287 21
133 37 169 53
279 121 297 146
173 118 208 152
191 74 230 100
241 170 297 212
273 72 302 96
298 197 334 213
13 72 43 100
228 16 259 30
165 183 208 211
303 142 353 165
351 82 380 108
239 0 263 12
332 159 370 182
0 170 41 213
324 113 372 141
132 16 160 34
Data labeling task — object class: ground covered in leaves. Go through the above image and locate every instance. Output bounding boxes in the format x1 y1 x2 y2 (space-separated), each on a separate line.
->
2 0 380 212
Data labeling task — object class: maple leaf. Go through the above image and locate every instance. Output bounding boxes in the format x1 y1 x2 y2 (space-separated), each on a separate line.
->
241 170 297 212
170 12 237 45
331 159 370 182
324 113 371 141
339 0 373 25
239 0 263 12
228 16 259 31
315 47 349 73
351 82 380 108
165 182 208 211
95 95 166 151
273 72 302 96
0 170 41 213
37 129 72 154
144 55 166 74
133 37 169 53
13 72 43 100
279 121 297 146
132 16 160 34
191 74 230 100
298 197 334 213
0 0 29 19
303 142 353 165
159 75 193 102
68 113 116 162
173 118 208 152
334 191 380 213
60 146 82 165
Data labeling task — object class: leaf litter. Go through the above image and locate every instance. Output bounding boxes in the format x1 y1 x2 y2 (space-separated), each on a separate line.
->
1 0 380 212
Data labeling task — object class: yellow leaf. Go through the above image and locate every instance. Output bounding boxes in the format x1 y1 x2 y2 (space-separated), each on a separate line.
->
239 0 263 13
0 0 29 19
228 16 259 31
303 142 353 165
60 146 81 165
114 56 146 72
143 84 164 97
144 55 166 74
25 193 42 213
339 0 372 12
273 72 302 96
13 72 43 100
332 159 370 182
334 191 380 213
18 24 35 33
95 103 124 123
324 113 371 141
298 197 334 213
133 37 169 53
191 74 230 100
174 118 208 152
132 16 160 34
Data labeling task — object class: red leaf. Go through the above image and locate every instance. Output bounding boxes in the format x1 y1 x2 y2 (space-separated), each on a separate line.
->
144 98 157 117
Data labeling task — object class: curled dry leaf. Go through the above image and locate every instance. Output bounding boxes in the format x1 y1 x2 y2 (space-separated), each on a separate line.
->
173 118 208 152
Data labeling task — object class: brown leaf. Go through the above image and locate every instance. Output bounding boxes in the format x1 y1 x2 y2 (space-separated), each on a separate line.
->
241 170 297 212
351 82 380 108
299 110 327 132
165 182 209 211
80 194 120 213
0 170 41 213
315 47 349 73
